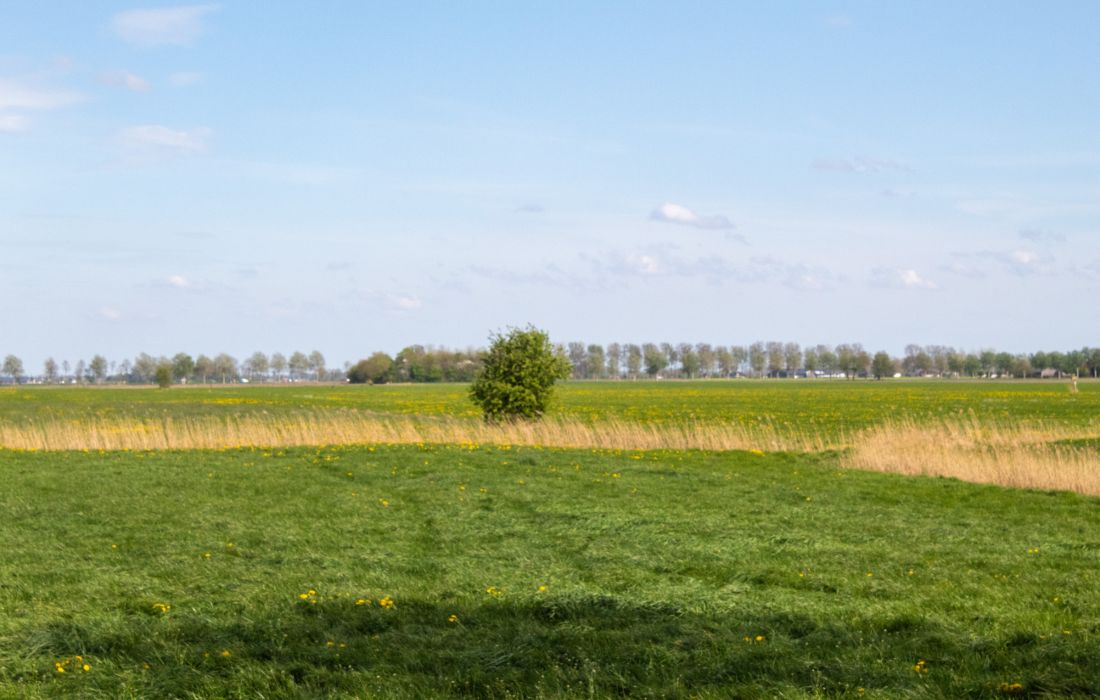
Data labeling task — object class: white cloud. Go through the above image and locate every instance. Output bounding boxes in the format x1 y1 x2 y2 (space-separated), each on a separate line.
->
870 267 938 289
627 253 661 275
167 274 190 288
812 156 911 173
0 114 30 133
99 307 122 321
169 71 202 86
649 202 734 230
119 124 211 154
111 4 219 47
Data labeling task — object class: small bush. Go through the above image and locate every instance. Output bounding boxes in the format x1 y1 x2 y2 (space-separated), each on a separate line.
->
469 326 571 422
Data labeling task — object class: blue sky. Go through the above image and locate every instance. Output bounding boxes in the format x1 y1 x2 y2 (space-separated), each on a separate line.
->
3 2 1099 369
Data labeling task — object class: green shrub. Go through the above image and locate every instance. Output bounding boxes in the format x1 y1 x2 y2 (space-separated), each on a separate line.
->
469 326 571 422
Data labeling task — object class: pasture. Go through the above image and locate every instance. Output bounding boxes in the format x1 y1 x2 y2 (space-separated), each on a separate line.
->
0 380 1098 697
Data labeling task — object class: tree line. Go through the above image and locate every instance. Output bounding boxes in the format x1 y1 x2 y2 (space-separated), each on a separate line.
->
1 351 337 385
3 342 1099 386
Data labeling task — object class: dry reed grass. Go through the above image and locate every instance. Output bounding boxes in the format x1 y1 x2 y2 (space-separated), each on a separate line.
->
843 417 1100 496
0 411 831 453
2 410 1099 495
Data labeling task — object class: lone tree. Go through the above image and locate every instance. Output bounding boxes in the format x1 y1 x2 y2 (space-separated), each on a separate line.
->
469 326 571 422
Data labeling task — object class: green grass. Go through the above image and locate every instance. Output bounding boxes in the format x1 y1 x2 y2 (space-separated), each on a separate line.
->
1 443 1097 697
3 379 1098 437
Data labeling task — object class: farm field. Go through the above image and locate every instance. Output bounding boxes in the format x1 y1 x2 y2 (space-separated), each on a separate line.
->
1 443 1098 698
1 381 1099 697
2 380 1097 434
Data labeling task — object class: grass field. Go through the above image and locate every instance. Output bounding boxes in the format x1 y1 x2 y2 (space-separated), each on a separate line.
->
1 443 1098 698
1 381 1099 697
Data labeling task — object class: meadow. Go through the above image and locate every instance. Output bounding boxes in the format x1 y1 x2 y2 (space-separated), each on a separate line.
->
0 380 1098 697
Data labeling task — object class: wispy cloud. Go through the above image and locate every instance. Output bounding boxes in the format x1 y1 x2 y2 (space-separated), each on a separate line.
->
118 124 212 157
101 71 152 92
979 249 1053 276
812 156 911 173
0 78 81 111
870 267 938 289
649 202 734 230
0 114 30 133
598 249 838 289
0 78 81 131
111 4 219 47
167 274 191 288
98 307 123 321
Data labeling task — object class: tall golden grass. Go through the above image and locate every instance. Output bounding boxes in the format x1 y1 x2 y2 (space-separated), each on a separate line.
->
2 411 1098 495
0 412 831 453
843 417 1100 496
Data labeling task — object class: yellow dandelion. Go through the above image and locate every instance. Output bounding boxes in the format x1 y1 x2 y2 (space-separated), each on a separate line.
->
379 596 395 609
355 598 369 606
448 614 459 623
220 650 232 658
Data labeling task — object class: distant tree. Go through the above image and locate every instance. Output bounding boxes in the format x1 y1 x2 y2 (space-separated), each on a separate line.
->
815 345 837 376
348 352 394 384
606 343 622 379
288 351 309 380
118 359 132 382
246 352 269 382
765 341 785 376
214 353 238 383
643 343 668 378
469 326 571 422
270 353 288 380
679 343 700 378
803 347 818 376
62 360 71 381
696 343 715 378
2 355 24 382
836 344 859 379
171 353 194 382
625 344 642 379
74 359 87 384
730 346 748 375
194 355 215 383
567 342 587 380
154 364 172 389
89 355 108 384
871 351 896 379
748 342 766 377
660 342 678 370
783 342 802 374
132 353 158 383
716 346 734 377
586 344 606 380
44 357 59 384
308 350 326 381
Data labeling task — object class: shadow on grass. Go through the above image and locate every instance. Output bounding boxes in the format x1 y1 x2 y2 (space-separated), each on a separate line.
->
8 593 1100 698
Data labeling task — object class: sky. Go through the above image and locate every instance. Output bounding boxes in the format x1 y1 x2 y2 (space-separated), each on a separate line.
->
3 2 1099 370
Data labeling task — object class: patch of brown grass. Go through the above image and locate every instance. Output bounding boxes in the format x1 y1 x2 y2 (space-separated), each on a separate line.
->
843 417 1100 495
